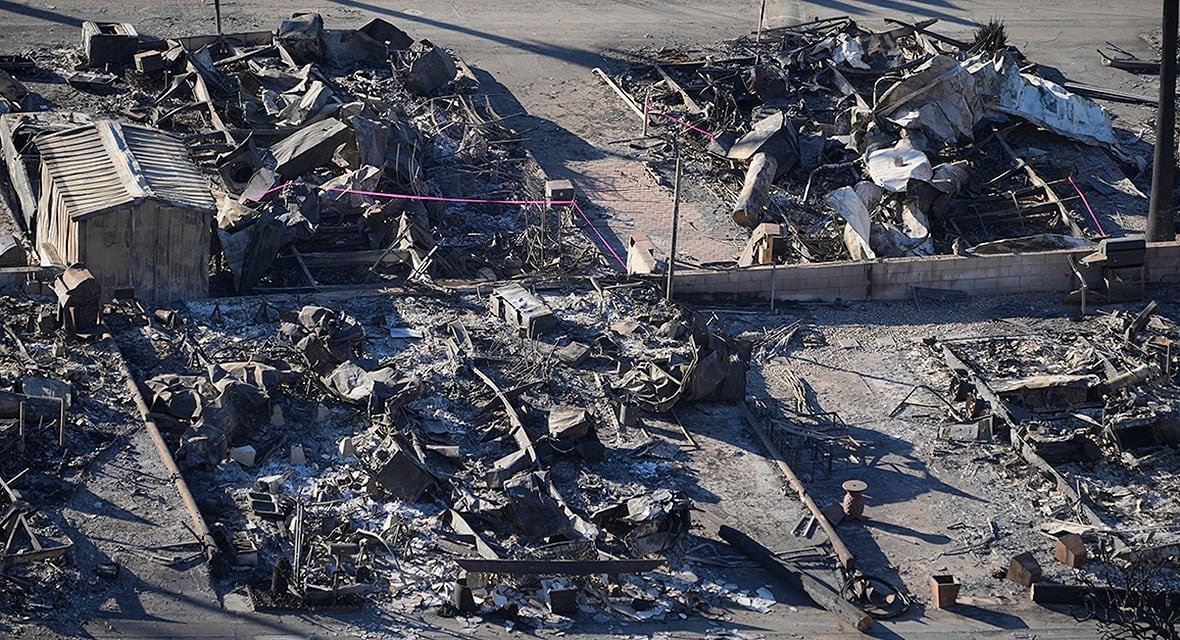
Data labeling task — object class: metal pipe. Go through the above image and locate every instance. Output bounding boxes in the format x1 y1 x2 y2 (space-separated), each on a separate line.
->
740 402 857 571
757 0 767 44
111 342 217 561
1148 0 1178 241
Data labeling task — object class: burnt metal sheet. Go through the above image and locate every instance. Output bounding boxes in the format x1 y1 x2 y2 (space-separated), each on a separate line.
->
35 120 214 219
1 112 94 229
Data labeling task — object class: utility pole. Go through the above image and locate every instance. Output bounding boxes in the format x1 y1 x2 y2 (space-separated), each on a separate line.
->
665 138 683 302
1148 0 1178 241
757 0 767 44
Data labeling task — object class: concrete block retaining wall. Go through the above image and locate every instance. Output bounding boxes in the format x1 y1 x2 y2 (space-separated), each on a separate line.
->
673 241 1180 302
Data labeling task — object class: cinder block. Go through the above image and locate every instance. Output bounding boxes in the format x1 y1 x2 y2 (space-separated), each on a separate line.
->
1007 552 1043 586
995 275 1023 289
1055 534 1087 568
545 179 574 203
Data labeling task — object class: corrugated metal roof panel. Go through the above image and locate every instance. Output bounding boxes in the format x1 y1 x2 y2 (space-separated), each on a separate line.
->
35 120 214 219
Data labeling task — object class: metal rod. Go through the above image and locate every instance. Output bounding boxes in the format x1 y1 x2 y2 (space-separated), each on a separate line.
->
1148 0 1178 241
58 397 65 450
665 139 682 302
642 86 652 137
214 0 223 36
739 402 857 571
770 259 777 313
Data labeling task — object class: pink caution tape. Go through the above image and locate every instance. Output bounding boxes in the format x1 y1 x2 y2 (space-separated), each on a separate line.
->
1067 175 1108 238
572 201 627 270
257 181 625 270
650 111 718 141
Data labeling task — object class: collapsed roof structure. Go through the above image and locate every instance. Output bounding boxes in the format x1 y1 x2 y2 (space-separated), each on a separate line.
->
599 18 1147 268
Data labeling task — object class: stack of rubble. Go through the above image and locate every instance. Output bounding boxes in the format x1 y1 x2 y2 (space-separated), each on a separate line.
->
113 282 755 621
0 13 599 297
930 300 1180 565
601 17 1142 266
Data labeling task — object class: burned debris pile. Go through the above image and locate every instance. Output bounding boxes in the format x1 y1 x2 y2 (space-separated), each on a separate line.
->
0 13 600 303
599 17 1145 266
0 296 173 615
96 279 767 623
923 301 1180 591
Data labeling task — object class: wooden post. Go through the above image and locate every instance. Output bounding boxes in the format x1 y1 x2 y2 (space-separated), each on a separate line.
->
665 140 682 302
642 86 652 138
770 256 778 313
58 397 66 450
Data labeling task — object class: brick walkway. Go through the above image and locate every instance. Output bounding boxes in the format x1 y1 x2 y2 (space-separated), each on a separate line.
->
554 154 742 270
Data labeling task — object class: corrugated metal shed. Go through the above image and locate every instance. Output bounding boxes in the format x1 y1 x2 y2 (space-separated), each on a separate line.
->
35 120 214 219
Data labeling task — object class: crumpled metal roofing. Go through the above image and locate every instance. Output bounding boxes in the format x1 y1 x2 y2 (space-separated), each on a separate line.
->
36 120 214 219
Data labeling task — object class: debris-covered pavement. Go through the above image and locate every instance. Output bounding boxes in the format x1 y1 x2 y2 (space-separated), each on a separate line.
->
0 2 1178 639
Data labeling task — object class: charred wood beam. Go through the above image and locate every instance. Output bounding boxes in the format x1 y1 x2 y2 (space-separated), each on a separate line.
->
1063 81 1158 106
757 16 851 37
592 68 645 120
289 247 319 290
289 249 410 266
1098 50 1161 74
733 152 778 228
655 65 704 114
882 18 969 49
740 401 856 571
472 366 525 430
719 525 871 632
646 56 757 71
1031 582 1180 609
949 199 1083 231
949 200 1074 223
938 342 1020 427
0 392 61 421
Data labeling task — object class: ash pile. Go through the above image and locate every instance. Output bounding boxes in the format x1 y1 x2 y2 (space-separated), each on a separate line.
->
0 12 599 297
598 17 1148 267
